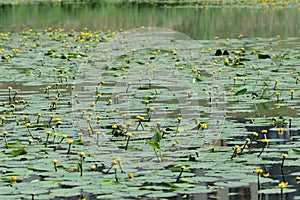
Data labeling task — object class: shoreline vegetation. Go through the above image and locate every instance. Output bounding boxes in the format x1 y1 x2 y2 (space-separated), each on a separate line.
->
0 1 299 39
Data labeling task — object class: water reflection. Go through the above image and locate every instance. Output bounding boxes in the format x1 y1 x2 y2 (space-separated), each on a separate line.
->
0 2 299 39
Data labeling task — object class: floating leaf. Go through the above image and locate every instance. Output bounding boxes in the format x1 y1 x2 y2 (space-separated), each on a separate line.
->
11 149 27 156
234 88 247 96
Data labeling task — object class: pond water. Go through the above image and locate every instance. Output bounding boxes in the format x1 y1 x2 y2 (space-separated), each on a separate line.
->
1 1 300 200
0 1 299 39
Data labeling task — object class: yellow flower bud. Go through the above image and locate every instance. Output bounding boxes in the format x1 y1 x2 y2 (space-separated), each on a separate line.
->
10 176 17 184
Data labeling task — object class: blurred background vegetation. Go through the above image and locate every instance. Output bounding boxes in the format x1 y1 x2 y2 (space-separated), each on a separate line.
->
0 0 299 39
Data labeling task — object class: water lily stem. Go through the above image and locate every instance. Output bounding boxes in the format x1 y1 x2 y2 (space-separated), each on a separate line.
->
281 156 286 183
126 85 130 93
4 135 8 149
135 121 144 131
67 143 71 154
88 121 94 135
27 127 35 140
114 168 118 182
125 135 131 150
257 173 261 190
231 145 240 159
117 162 124 173
96 133 99 145
257 144 267 158
8 89 11 104
231 149 237 159
240 140 249 153
79 157 84 176
176 166 186 183
54 163 57 172
153 149 161 162
36 116 40 124
105 165 113 174
45 134 49 147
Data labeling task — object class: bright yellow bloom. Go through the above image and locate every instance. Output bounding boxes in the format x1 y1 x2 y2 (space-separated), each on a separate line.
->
52 159 57 164
112 125 118 129
55 117 61 122
253 132 259 137
262 139 269 143
278 128 284 135
67 139 73 144
45 130 52 135
89 165 96 171
201 123 208 129
278 181 288 189
255 168 263 174
78 152 85 157
281 153 288 158
114 158 122 162
112 165 119 170
128 173 134 179
177 116 182 122
122 130 131 136
263 172 270 177
10 176 17 184
2 130 7 135
261 130 267 134
234 145 240 152
290 89 295 93
126 122 132 126
61 134 67 138
181 166 187 170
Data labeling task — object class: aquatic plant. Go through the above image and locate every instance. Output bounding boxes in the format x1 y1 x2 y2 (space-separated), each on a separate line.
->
176 166 187 183
78 152 85 176
124 133 132 150
67 139 73 154
52 159 58 172
257 139 269 158
2 130 8 148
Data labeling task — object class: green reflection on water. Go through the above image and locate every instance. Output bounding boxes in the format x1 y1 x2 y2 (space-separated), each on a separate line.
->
0 2 299 39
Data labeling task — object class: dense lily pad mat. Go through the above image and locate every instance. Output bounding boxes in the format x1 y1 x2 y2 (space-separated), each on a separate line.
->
0 26 300 200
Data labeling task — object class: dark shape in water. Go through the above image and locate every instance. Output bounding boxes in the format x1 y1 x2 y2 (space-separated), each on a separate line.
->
223 50 229 55
215 49 230 56
215 49 222 56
